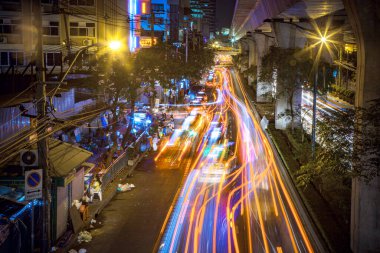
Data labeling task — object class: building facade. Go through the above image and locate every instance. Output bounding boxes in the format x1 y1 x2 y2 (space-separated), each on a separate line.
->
0 0 128 84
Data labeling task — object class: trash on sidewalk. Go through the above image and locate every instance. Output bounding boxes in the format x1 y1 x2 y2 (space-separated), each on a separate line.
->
90 219 96 224
68 250 78 253
72 200 82 209
117 183 136 192
78 249 87 253
77 231 92 243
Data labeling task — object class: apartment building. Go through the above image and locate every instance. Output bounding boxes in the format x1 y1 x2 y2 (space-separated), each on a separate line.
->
139 0 169 44
0 0 128 85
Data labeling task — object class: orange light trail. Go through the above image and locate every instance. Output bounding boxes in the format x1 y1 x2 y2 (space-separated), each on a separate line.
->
158 66 316 253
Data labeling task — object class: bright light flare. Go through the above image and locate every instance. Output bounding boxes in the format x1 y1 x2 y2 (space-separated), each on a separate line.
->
109 40 122 51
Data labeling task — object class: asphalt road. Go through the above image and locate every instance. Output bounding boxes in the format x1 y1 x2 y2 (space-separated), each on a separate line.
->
75 154 185 253
157 67 322 253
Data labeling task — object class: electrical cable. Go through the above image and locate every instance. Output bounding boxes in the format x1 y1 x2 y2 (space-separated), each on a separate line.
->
0 104 113 166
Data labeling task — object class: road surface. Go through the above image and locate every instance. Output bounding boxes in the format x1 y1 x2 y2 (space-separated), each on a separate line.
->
157 67 320 253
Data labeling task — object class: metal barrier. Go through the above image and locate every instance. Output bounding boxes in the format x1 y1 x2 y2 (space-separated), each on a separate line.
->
100 132 148 190
100 152 128 190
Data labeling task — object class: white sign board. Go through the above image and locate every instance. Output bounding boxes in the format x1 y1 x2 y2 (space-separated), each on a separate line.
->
260 116 269 130
25 169 43 200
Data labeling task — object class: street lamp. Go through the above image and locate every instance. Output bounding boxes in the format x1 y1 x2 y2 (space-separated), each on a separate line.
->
50 40 122 102
109 40 122 51
311 36 328 159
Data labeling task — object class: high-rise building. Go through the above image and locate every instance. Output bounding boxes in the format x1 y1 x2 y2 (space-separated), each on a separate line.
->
201 0 216 38
168 0 180 42
188 0 215 39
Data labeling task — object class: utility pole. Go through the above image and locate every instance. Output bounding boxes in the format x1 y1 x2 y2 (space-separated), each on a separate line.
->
185 28 188 63
311 61 318 159
34 1 51 252
61 6 71 56
150 3 155 46
338 47 342 87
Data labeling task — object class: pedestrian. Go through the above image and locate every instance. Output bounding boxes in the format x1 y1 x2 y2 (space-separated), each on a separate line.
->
90 175 102 202
152 134 159 151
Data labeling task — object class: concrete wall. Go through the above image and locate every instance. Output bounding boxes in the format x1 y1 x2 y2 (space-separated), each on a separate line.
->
56 185 69 239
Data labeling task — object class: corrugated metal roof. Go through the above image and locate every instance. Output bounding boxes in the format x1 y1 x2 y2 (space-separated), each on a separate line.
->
48 138 92 178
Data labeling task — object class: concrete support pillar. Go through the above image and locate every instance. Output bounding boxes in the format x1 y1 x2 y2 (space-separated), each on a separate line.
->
272 22 306 129
343 0 380 252
246 39 256 87
255 34 274 102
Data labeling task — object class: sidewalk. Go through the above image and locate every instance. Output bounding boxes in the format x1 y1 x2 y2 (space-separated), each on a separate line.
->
55 152 146 253
69 152 185 253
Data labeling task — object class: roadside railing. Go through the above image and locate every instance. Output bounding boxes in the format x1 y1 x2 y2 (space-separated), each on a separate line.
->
100 132 148 190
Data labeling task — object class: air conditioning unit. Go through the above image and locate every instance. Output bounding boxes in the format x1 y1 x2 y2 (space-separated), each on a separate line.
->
83 39 93 46
20 150 38 167
0 37 7 44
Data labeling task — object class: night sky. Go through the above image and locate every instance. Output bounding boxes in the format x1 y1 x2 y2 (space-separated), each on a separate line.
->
216 0 236 30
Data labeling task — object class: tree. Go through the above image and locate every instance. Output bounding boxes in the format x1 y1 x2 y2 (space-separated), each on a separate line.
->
296 109 354 189
100 43 215 164
137 42 215 86
296 100 380 188
260 46 314 131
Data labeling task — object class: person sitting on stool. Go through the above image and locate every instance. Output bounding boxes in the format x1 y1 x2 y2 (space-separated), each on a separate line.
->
90 176 102 202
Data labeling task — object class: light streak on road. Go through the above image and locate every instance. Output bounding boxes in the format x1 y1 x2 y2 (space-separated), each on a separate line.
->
157 67 318 253
301 89 353 144
159 89 223 108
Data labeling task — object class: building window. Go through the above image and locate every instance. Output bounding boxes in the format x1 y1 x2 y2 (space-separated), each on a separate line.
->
0 19 21 34
0 52 9 66
44 52 61 66
155 18 164 25
0 51 24 66
10 52 24 65
43 21 59 36
152 4 164 13
141 15 149 21
69 0 95 6
141 2 147 14
70 22 95 37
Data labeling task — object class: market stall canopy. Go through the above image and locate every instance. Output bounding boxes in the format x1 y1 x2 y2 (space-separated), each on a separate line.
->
49 138 93 186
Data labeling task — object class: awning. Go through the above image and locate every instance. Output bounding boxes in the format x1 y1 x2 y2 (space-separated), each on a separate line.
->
81 162 96 174
48 139 92 186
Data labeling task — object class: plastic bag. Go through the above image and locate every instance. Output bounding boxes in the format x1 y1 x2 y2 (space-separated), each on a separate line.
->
77 231 92 243
117 183 136 192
